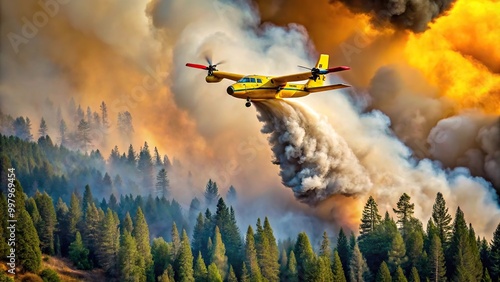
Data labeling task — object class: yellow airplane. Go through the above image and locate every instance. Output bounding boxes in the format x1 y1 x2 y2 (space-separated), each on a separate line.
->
186 54 350 107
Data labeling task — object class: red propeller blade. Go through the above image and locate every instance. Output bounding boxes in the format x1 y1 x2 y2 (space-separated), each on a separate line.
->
327 66 350 73
186 63 208 70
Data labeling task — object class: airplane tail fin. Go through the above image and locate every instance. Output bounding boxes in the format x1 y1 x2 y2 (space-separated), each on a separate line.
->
305 54 329 88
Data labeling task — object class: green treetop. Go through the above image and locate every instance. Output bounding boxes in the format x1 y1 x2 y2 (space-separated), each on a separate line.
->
375 261 391 282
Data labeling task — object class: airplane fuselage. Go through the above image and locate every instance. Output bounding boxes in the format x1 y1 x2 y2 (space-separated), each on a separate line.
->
187 54 350 107
221 75 310 100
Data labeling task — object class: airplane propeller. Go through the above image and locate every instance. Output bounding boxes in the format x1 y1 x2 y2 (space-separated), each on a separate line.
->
298 65 350 81
186 55 225 76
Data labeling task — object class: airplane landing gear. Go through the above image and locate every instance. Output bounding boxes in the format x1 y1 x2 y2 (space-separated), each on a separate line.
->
245 97 251 108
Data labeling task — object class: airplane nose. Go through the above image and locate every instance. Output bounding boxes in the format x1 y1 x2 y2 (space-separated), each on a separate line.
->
226 86 234 95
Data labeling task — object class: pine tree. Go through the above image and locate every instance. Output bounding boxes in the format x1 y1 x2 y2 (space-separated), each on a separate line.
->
156 168 170 198
82 185 94 215
54 200 68 256
86 106 93 125
194 252 208 282
69 231 91 270
77 119 91 151
138 142 154 190
34 191 57 255
469 224 483 279
387 232 407 272
285 251 299 282
192 213 205 260
38 117 48 137
13 116 33 140
449 207 481 281
394 266 408 282
154 147 162 167
133 207 154 281
319 231 332 259
83 202 100 263
376 261 391 282
118 231 145 282
255 218 279 282
13 181 42 273
17 207 42 273
59 119 67 146
189 198 201 227
227 265 238 282
151 237 171 279
245 226 262 282
122 212 134 234
409 266 420 282
279 248 288 280
127 144 137 167
204 179 219 207
158 266 174 282
393 193 415 240
226 186 237 203
172 222 181 258
491 222 500 280
350 243 370 282
241 262 250 282
25 197 41 233
138 142 154 191
316 256 334 282
263 217 279 279
406 219 424 269
210 226 228 280
427 235 446 282
175 230 195 282
117 111 134 140
360 196 382 237
294 232 315 281
360 213 399 274
431 193 452 246
214 198 243 275
332 250 347 282
100 101 109 129
69 192 81 236
337 227 351 275
54 198 67 257
480 238 491 276
96 209 120 276
207 263 223 282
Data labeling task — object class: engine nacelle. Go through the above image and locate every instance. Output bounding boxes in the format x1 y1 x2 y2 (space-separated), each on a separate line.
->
205 75 223 83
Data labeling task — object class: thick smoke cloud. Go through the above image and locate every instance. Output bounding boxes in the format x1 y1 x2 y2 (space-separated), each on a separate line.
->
273 89 500 237
254 0 500 194
255 100 371 204
428 116 500 187
254 0 456 33
332 0 456 32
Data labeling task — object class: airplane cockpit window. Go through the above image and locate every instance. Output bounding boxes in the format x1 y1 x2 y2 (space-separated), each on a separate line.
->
257 79 262 83
238 77 251 83
250 78 256 83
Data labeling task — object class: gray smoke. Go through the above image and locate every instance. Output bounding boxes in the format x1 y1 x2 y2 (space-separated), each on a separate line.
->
255 100 372 205
331 0 456 32
429 116 500 188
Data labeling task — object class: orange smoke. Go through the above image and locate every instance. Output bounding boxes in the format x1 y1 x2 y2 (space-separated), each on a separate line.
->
404 0 500 114
1 1 211 162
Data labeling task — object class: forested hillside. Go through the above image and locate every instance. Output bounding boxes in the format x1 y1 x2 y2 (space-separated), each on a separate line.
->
1 134 500 281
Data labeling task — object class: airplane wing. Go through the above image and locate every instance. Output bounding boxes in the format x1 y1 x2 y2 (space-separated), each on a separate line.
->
305 84 350 93
272 71 312 84
212 71 245 82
